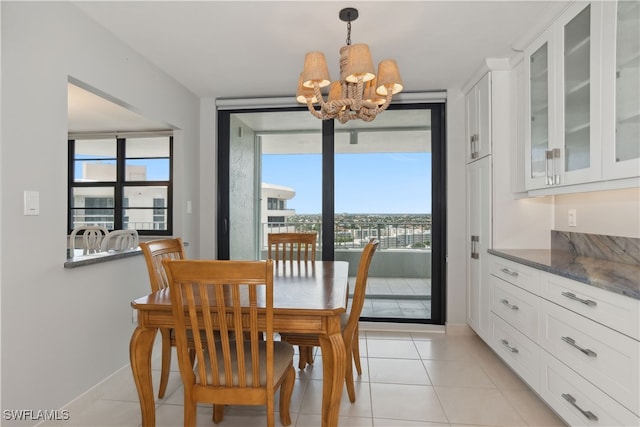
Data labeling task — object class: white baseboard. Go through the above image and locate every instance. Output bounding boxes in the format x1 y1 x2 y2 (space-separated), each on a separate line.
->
444 322 475 335
34 364 132 427
359 321 446 334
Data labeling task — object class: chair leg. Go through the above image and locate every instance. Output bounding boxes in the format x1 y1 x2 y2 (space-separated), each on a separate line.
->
344 335 357 403
279 366 295 426
306 345 315 364
184 397 197 427
353 324 362 376
298 345 310 369
212 405 224 423
158 328 172 399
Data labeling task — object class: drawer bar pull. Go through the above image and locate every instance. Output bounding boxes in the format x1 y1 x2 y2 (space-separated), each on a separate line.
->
500 339 519 353
561 336 597 357
561 292 597 307
561 393 598 421
500 267 519 277
500 299 519 311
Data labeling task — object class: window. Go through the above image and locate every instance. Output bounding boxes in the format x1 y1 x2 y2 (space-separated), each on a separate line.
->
267 197 282 210
68 134 173 235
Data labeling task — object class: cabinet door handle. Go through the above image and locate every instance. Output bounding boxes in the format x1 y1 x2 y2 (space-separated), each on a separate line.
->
561 336 597 358
500 299 519 311
545 150 553 185
561 292 597 307
500 339 519 353
471 235 479 259
561 393 598 421
552 148 561 185
500 267 519 277
470 134 479 159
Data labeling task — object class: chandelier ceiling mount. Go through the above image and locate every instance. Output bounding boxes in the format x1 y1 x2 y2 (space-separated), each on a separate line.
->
296 7 403 123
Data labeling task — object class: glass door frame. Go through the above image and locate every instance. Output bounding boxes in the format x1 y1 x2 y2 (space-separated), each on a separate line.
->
216 103 447 325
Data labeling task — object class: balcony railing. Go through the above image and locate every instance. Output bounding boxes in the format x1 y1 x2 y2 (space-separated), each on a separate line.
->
262 220 432 279
263 221 431 250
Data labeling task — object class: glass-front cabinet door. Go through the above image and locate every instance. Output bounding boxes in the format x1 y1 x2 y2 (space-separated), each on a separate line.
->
524 28 556 189
525 1 603 190
557 2 602 186
602 0 640 180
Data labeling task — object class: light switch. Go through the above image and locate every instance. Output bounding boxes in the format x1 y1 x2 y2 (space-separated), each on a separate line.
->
187 200 192 214
568 209 577 227
24 191 40 216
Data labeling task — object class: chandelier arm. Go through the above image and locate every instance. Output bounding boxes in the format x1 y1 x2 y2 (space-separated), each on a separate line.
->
305 100 326 120
312 83 328 108
373 92 395 114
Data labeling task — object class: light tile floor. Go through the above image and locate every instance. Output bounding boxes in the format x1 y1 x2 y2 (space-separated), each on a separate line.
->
45 330 567 427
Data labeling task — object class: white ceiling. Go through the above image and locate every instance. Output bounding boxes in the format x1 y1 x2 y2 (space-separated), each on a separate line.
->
68 0 571 132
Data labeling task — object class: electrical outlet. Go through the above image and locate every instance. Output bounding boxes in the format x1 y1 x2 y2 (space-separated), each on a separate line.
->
568 209 577 227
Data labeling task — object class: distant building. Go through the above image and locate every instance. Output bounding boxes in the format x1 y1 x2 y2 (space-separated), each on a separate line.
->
261 183 296 232
73 163 166 230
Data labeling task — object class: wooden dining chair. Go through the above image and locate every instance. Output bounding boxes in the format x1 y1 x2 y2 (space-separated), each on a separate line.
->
267 232 317 262
139 238 187 399
280 238 379 403
267 232 317 368
162 258 295 427
69 225 109 255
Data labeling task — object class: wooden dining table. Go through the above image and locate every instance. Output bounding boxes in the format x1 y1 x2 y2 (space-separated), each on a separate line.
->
130 260 350 427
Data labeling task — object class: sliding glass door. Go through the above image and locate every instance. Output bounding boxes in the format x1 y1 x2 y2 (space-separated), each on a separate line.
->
217 103 446 325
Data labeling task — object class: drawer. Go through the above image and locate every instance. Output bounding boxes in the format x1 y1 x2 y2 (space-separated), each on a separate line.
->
539 350 640 426
539 299 640 415
491 275 539 341
539 270 640 341
490 256 539 293
490 313 539 389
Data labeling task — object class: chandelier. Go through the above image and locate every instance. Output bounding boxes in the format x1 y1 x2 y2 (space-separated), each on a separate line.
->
296 7 403 123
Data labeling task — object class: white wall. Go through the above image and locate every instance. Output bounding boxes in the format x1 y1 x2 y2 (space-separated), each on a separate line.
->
1 2 199 420
491 69 553 249
446 88 468 328
554 188 640 238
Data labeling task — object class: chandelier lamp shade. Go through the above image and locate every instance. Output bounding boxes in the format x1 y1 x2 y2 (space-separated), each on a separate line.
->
296 7 403 123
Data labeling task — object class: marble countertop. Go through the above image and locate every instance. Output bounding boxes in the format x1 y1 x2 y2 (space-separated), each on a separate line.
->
488 248 640 300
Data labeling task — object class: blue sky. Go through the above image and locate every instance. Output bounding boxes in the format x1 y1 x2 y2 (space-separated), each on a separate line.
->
262 153 432 214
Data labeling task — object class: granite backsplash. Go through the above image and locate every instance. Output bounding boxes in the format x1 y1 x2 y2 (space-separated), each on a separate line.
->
551 230 640 266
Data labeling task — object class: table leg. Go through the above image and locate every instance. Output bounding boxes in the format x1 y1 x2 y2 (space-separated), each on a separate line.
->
130 326 157 427
319 332 346 427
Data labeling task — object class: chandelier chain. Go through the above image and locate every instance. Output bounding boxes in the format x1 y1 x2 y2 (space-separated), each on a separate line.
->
346 20 351 46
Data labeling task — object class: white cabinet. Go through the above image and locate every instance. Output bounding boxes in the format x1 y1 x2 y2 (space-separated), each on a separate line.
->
465 73 491 163
523 0 640 193
539 350 639 427
539 298 640 415
524 1 603 190
486 255 640 426
601 0 640 180
490 313 540 388
466 155 492 339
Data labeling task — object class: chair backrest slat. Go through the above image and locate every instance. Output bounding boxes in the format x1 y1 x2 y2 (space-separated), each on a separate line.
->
163 259 274 390
267 233 317 262
139 238 186 292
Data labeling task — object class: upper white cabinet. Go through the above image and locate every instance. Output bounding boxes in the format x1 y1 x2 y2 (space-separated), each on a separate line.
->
524 1 604 190
465 73 492 163
601 1 640 180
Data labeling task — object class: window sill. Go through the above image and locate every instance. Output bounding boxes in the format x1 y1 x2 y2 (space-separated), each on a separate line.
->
64 248 142 269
